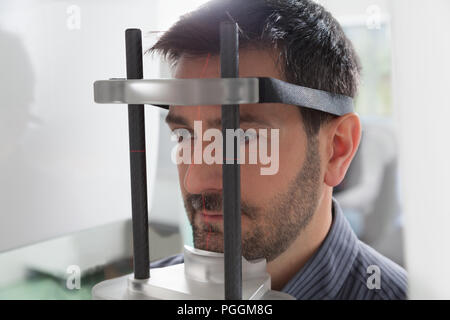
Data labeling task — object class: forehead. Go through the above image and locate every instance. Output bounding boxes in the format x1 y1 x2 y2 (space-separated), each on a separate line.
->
168 48 299 126
174 47 283 79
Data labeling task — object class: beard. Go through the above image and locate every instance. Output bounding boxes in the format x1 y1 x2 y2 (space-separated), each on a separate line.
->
182 136 321 262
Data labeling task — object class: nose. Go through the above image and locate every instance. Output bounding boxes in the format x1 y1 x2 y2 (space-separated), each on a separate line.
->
182 144 223 195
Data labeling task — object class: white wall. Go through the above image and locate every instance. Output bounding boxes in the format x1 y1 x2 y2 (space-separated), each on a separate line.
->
0 0 161 252
390 0 450 299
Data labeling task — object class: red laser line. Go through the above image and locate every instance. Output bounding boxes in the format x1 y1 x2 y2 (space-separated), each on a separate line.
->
186 55 260 252
182 53 213 251
200 53 213 251
204 192 212 249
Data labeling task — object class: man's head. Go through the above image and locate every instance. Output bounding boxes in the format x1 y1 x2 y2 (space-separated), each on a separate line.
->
149 0 361 262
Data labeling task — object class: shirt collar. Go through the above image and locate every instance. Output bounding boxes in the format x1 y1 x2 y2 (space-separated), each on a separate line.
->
281 197 359 299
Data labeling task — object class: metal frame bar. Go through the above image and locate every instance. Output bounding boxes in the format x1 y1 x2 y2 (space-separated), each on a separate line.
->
220 21 242 300
94 22 356 300
125 29 150 280
93 79 354 116
94 78 259 106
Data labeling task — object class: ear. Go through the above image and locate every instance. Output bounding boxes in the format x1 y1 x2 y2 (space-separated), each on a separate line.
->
323 113 362 187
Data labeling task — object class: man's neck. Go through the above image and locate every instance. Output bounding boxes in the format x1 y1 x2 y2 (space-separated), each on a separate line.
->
266 191 333 291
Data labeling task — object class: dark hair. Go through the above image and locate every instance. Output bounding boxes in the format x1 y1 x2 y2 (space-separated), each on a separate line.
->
147 0 361 136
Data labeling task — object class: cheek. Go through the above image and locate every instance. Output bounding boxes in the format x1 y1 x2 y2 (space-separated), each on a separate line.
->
240 132 305 204
280 129 307 171
240 162 262 201
177 163 189 193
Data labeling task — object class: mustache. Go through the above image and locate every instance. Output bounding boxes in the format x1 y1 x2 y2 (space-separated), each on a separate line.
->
188 193 222 212
185 192 257 219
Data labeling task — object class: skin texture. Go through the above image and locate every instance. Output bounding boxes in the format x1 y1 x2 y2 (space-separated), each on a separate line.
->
165 48 362 290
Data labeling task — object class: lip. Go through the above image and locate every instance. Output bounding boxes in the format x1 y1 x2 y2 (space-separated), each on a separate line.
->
200 211 223 221
201 210 222 216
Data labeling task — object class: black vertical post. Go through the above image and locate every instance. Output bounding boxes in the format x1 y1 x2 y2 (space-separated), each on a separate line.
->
125 29 150 280
220 22 242 300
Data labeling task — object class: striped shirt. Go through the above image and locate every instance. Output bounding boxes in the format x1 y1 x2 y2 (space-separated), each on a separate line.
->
150 198 408 300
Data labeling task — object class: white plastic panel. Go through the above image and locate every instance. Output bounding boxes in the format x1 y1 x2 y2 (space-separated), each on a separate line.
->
390 0 450 299
0 0 161 252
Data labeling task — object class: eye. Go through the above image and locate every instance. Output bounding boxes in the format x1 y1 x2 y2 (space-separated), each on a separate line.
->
171 128 193 144
240 129 258 144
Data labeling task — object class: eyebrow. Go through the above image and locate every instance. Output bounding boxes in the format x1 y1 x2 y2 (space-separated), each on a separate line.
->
165 112 274 128
165 113 189 126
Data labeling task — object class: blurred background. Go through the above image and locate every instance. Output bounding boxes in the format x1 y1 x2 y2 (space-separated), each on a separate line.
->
0 0 449 299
